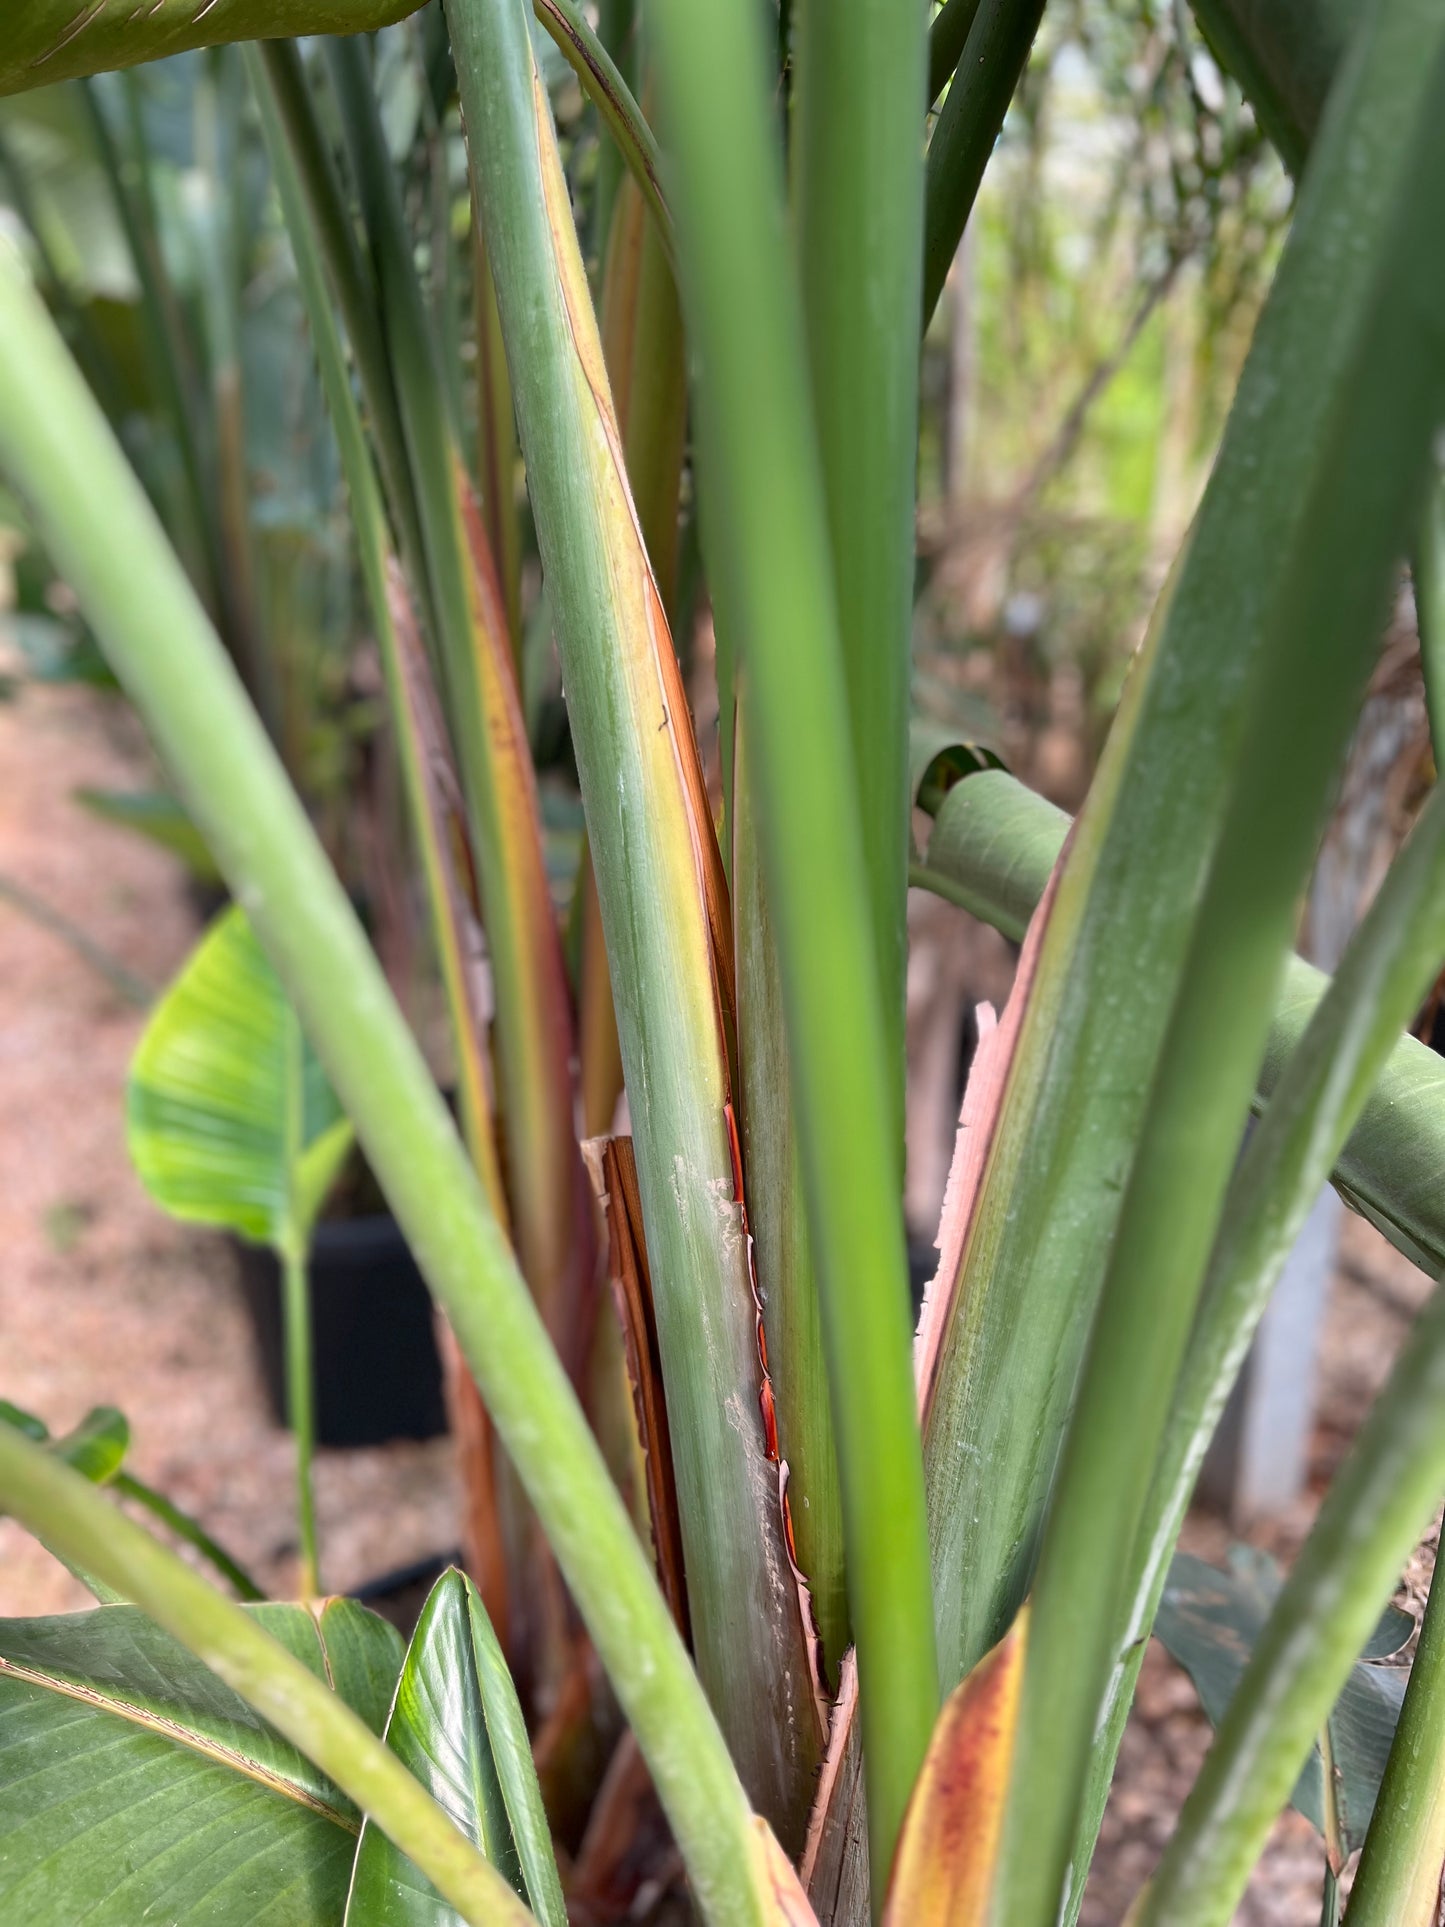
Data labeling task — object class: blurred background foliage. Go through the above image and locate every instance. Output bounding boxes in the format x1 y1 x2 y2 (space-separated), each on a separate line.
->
917 0 1290 784
0 0 1291 890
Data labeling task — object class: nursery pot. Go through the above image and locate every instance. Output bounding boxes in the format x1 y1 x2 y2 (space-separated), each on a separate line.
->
235 1216 448 1447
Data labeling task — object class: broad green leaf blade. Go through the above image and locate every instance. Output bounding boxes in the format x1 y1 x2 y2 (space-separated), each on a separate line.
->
0 1432 532 1927
0 2 418 98
73 785 221 880
127 904 352 1249
347 1571 566 1926
1003 0 1445 1906
314 1598 410 1739
449 0 822 1849
0 1599 403 1926
465 1582 565 1927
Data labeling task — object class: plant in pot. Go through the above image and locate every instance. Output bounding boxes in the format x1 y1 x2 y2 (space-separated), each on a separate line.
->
4 0 1445 1922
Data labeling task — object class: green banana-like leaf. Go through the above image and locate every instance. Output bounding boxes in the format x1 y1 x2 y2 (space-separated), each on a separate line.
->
346 1570 564 1927
127 903 353 1249
0 1598 403 1925
0 2 418 98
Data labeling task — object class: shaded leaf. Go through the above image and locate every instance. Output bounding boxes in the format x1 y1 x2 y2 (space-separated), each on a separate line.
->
0 1599 403 1925
127 905 353 1249
1155 1550 1408 1855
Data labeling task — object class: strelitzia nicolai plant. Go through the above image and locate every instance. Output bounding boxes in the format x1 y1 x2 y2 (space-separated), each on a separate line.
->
3 0 1445 1923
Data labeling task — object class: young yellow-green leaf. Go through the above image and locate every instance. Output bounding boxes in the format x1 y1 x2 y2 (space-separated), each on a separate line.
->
127 905 352 1252
0 1598 403 1926
882 1610 1028 1926
346 1570 564 1927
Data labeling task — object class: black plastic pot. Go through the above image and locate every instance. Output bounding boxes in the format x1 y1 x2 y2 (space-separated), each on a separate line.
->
235 1216 448 1447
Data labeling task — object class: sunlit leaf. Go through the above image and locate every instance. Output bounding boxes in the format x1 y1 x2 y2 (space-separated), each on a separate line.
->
127 904 352 1250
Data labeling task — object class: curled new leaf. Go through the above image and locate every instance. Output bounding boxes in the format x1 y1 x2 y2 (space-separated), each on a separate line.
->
346 1567 565 1927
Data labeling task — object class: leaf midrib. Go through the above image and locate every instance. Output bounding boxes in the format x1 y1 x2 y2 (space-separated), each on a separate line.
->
0 1655 359 1831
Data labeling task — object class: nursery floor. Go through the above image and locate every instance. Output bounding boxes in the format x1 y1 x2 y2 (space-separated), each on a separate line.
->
0 682 1436 1923
0 681 459 1614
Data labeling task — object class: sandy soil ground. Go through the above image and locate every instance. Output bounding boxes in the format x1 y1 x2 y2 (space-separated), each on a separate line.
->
0 682 458 1614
